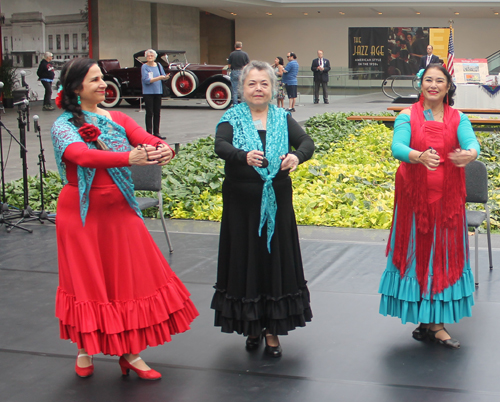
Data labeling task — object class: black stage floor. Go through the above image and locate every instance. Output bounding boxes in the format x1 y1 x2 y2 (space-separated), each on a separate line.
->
1 219 500 402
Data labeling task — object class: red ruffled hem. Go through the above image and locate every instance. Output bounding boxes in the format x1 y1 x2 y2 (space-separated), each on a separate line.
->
56 275 199 356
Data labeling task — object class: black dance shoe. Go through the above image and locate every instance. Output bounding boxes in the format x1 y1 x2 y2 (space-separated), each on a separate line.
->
412 324 429 341
427 327 460 349
264 333 282 357
246 331 264 351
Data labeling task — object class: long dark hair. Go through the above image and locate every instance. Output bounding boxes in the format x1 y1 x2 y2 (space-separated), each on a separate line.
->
419 63 456 106
59 58 97 127
276 56 284 66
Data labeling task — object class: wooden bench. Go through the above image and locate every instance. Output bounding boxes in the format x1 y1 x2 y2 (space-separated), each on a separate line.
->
346 115 500 130
388 106 500 114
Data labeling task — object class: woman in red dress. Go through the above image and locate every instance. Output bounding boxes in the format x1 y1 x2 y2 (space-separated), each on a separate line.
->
51 58 198 380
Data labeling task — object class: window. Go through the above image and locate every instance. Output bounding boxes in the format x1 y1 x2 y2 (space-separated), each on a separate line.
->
73 33 78 50
56 34 61 50
3 36 7 51
82 33 87 50
65 34 69 50
48 35 53 50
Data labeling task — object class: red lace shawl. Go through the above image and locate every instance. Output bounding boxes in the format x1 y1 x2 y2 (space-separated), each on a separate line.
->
386 101 467 296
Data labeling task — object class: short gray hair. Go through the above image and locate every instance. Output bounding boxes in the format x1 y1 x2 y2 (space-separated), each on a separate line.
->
44 51 53 59
238 60 277 101
145 49 157 58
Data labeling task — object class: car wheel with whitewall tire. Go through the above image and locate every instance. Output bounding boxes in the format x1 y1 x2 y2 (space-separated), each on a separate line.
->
100 80 122 108
205 81 231 110
171 71 198 97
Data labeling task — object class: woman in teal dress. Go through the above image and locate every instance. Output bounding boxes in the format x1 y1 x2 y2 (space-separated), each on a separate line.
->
378 64 480 349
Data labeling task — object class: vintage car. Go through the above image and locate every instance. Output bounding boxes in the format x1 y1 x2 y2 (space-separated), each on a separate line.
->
97 50 232 109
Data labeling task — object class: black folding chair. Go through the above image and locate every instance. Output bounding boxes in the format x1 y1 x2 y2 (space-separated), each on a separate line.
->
465 160 492 286
130 165 173 253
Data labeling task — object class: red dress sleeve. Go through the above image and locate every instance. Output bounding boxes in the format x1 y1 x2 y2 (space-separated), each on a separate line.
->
63 143 131 168
62 112 176 168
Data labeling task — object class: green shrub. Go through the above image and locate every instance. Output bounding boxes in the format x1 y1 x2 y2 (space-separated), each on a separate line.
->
5 112 499 231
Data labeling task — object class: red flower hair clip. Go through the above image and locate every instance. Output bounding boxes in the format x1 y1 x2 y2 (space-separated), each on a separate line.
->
55 89 64 109
78 123 101 142
55 85 65 109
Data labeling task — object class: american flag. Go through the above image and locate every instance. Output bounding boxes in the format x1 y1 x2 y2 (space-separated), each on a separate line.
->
447 28 454 76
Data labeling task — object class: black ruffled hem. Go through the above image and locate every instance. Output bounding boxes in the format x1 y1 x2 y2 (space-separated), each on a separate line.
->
210 286 313 336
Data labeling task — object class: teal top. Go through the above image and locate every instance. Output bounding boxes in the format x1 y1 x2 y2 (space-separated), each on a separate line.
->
391 113 480 163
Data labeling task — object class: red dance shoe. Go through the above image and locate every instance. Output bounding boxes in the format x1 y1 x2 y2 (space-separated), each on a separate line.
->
119 356 162 380
75 353 94 378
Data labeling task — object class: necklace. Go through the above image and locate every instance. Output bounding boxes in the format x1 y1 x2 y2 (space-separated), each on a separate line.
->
423 103 444 119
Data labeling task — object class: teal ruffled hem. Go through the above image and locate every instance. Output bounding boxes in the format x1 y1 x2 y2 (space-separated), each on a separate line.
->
378 268 475 325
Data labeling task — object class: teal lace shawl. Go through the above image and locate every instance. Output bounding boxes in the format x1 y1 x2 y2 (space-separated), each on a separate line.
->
218 103 289 252
51 111 142 225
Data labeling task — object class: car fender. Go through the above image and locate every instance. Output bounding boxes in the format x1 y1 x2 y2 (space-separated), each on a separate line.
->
103 75 122 88
195 74 231 93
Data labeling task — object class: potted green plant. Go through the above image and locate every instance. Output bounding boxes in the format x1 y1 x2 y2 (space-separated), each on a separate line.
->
0 58 17 108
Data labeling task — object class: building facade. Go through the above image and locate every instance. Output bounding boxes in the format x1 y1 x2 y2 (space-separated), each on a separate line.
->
2 11 88 68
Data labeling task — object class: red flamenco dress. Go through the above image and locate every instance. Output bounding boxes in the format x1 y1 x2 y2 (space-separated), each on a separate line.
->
379 102 478 324
52 111 198 356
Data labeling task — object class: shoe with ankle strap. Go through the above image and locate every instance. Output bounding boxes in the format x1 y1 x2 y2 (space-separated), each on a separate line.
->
246 330 264 351
119 356 162 380
412 324 429 341
75 353 94 378
427 327 460 349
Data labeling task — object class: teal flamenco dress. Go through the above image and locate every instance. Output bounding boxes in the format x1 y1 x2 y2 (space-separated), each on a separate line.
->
379 103 479 325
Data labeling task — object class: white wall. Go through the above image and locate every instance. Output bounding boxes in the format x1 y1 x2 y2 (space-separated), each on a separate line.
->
236 17 500 68
97 0 152 66
95 1 200 66
156 4 200 62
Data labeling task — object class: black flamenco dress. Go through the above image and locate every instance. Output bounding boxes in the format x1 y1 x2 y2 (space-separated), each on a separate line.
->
211 115 314 337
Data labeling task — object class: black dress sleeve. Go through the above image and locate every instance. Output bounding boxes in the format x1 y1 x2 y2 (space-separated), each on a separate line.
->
287 114 315 163
214 115 315 165
214 122 248 164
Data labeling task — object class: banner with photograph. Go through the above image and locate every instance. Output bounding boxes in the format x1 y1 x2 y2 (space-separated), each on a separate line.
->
349 27 431 79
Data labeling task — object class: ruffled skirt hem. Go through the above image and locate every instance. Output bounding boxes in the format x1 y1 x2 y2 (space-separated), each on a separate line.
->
210 286 313 336
56 275 199 356
378 269 475 324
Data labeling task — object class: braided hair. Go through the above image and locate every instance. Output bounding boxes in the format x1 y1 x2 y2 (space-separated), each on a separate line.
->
59 58 98 127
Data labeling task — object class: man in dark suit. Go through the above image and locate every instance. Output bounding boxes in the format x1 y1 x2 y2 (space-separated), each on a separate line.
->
311 50 331 104
419 45 440 70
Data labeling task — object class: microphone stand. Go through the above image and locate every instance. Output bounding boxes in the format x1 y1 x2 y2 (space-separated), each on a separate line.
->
20 72 30 132
5 100 41 233
32 116 55 224
0 116 33 233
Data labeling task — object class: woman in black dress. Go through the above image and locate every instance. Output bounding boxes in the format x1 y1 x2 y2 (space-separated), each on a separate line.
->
210 60 314 357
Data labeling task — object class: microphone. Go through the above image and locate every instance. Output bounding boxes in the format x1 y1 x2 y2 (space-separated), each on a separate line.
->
13 99 29 107
33 115 40 133
20 70 28 88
